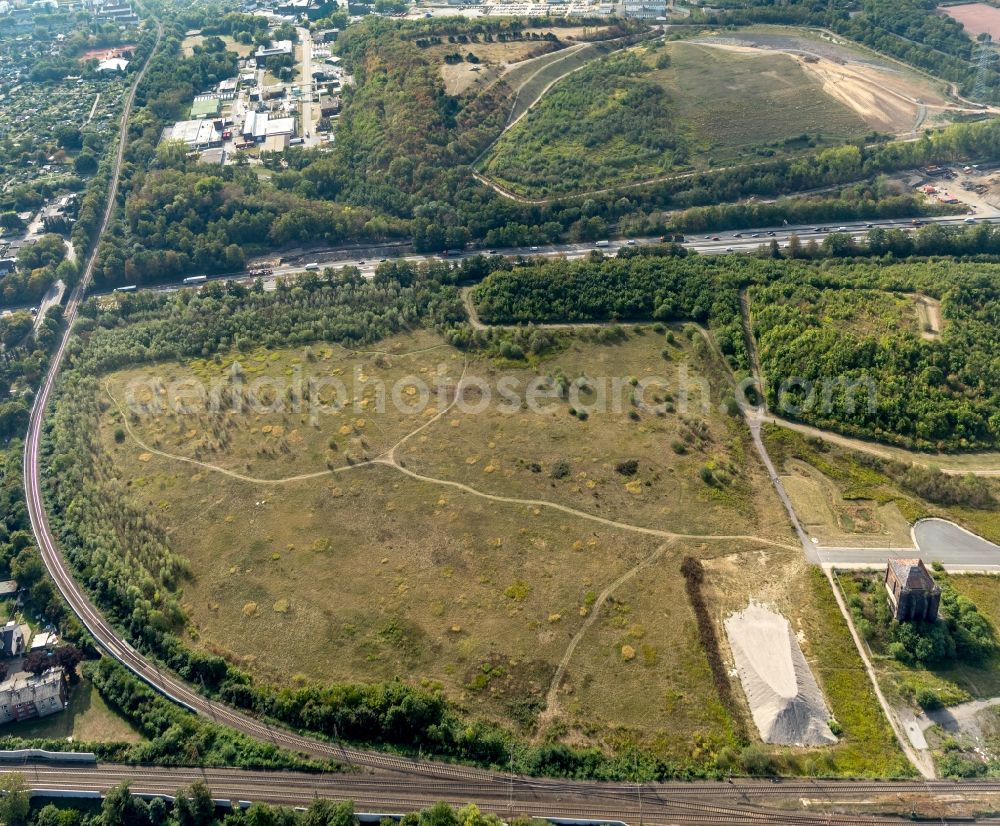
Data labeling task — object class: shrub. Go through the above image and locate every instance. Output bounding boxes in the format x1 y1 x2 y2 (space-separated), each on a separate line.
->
915 688 942 711
550 459 571 479
615 459 639 477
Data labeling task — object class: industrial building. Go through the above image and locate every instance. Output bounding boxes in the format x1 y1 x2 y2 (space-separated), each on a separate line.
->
167 119 223 149
242 111 295 143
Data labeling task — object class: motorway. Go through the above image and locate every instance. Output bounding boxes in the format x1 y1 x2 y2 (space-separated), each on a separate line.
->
56 210 995 303
14 51 1000 817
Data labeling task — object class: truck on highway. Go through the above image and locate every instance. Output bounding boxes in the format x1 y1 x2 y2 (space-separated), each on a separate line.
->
594 240 610 248
182 275 208 285
304 262 320 271
113 285 137 293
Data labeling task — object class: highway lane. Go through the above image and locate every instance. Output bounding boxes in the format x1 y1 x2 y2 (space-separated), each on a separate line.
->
74 211 1000 301
2 211 994 315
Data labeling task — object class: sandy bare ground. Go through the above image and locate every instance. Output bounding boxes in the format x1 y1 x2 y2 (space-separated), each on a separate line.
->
914 293 943 340
941 2 1000 40
695 41 951 135
724 602 837 746
436 40 559 95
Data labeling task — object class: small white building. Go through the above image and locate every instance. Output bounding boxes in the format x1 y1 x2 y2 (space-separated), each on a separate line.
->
97 57 129 72
254 40 293 60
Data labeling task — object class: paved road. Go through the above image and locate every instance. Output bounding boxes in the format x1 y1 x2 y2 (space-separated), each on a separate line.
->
1 212 997 317
14 72 1000 810
913 518 1000 567
297 27 318 148
814 518 1000 571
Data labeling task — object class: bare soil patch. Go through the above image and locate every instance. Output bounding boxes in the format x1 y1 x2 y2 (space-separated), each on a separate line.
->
697 38 950 135
914 293 943 340
941 3 1000 40
429 40 559 95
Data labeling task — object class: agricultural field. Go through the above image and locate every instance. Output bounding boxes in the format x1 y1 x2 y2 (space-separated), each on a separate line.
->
85 324 904 771
481 40 871 198
940 3 1000 42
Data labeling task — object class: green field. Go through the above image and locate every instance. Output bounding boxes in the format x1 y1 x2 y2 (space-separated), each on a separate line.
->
8 676 142 743
482 41 869 198
66 321 917 775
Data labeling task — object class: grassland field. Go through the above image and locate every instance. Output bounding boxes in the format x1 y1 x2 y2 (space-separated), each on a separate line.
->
180 34 253 59
763 425 1000 547
86 325 908 773
11 674 143 744
481 21 967 199
481 39 870 198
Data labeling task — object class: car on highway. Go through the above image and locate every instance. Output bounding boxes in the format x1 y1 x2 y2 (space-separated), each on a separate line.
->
725 247 733 252
865 223 874 228
732 233 743 238
529 246 539 251
487 250 497 254
357 260 366 265
750 232 760 238
767 231 776 237
711 236 720 241
965 217 977 224
626 239 637 245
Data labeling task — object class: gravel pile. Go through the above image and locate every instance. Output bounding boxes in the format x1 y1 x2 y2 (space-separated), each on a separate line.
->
724 602 837 747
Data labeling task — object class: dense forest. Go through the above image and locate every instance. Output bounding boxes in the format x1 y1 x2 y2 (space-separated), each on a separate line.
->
750 270 1000 450
472 252 1000 450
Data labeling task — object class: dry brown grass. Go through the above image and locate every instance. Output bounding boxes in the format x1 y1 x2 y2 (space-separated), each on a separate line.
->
95 329 816 752
782 459 912 547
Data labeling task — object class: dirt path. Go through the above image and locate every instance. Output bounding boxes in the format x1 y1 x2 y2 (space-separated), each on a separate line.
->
109 370 799 550
914 293 942 340
536 541 671 734
760 414 1000 476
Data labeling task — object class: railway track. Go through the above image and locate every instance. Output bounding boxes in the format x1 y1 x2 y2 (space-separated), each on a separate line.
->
13 763 987 825
13 12 1000 826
